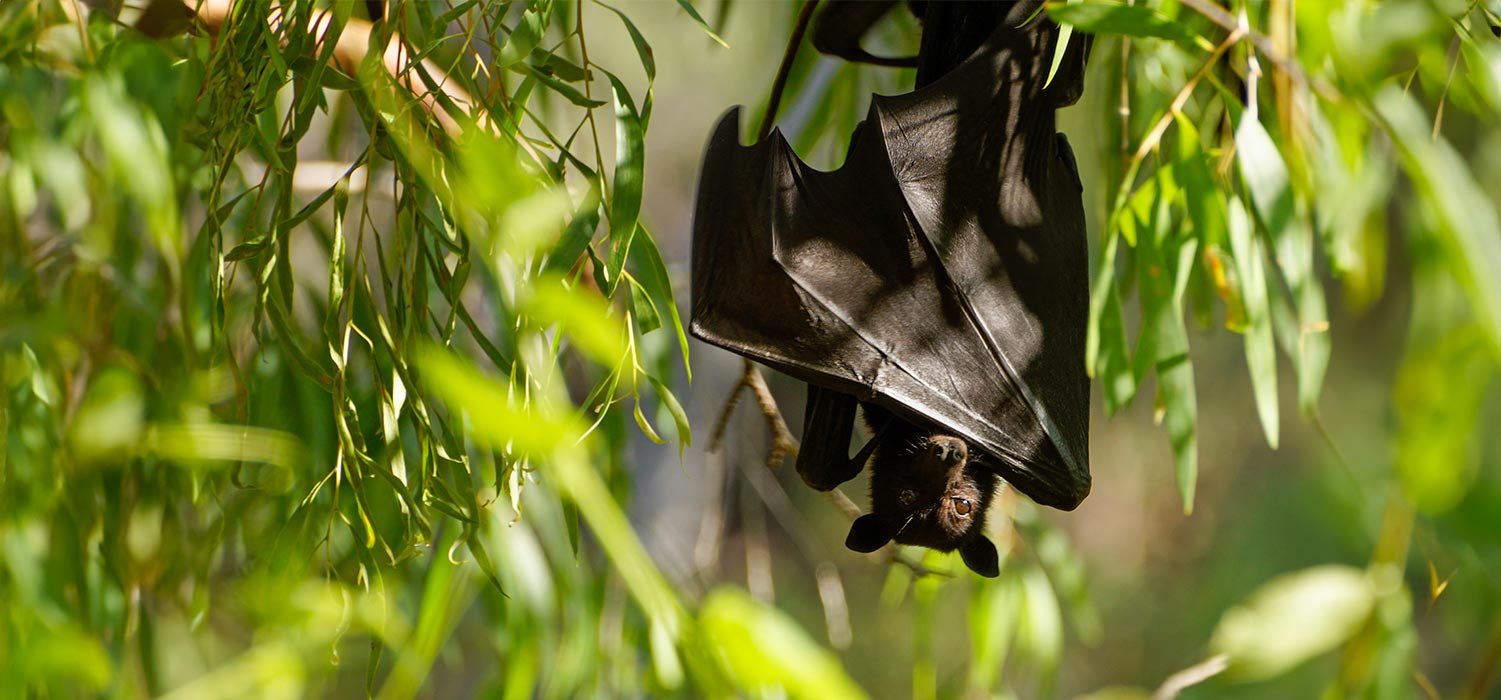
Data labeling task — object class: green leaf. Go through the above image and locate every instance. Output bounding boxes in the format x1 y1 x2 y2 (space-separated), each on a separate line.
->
498 8 548 67
1085 231 1137 413
1130 170 1199 512
627 275 662 335
1210 565 1377 680
634 225 691 379
525 50 591 83
633 401 664 444
605 70 645 292
674 0 729 48
224 237 269 262
1236 114 1329 414
546 199 602 276
698 587 867 700
1046 1 1207 51
1044 0 1080 90
521 63 607 108
647 376 691 454
1226 197 1280 449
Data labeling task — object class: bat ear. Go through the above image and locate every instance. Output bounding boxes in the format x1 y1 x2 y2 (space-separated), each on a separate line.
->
959 536 1000 578
845 514 893 553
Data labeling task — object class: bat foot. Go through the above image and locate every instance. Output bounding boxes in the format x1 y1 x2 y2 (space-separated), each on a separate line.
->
708 359 798 471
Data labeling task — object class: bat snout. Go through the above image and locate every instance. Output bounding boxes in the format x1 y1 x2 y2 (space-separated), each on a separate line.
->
927 436 967 466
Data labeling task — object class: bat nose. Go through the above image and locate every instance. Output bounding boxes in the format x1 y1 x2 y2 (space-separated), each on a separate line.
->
928 437 967 465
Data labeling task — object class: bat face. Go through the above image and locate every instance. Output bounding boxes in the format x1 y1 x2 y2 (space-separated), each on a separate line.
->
845 407 1001 577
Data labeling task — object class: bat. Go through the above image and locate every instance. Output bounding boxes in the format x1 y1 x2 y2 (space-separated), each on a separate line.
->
690 1 1091 567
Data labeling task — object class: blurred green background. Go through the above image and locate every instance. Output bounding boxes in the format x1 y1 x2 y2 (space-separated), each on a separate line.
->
2 0 1499 698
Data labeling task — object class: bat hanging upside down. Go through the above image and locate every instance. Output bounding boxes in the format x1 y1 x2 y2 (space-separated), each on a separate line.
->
690 0 1091 577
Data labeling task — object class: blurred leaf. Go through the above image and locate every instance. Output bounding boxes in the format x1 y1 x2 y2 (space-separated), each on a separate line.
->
1210 565 1376 680
698 587 867 700
1073 689 1152 700
1047 1 1206 51
967 573 1022 693
67 367 144 463
1376 86 1501 357
520 274 627 366
417 348 582 459
1017 566 1065 688
1393 324 1496 513
147 423 303 476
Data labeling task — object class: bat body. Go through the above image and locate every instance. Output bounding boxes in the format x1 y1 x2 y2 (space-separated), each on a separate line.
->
691 1 1091 565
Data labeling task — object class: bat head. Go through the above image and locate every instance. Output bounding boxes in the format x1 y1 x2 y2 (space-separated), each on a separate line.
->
845 408 1001 577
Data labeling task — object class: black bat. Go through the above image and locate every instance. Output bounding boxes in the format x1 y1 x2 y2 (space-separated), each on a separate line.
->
690 1 1090 571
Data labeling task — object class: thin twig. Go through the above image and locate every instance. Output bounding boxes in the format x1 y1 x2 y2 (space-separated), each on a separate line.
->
759 0 821 141
1153 655 1229 700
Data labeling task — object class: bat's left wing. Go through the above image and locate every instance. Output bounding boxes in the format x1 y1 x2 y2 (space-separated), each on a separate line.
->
690 15 1091 510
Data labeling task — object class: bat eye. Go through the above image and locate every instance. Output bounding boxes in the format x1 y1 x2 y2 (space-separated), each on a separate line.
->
898 489 917 507
953 498 972 517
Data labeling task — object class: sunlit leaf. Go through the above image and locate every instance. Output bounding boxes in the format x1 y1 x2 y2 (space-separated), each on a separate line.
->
699 587 867 700
1210 565 1376 680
